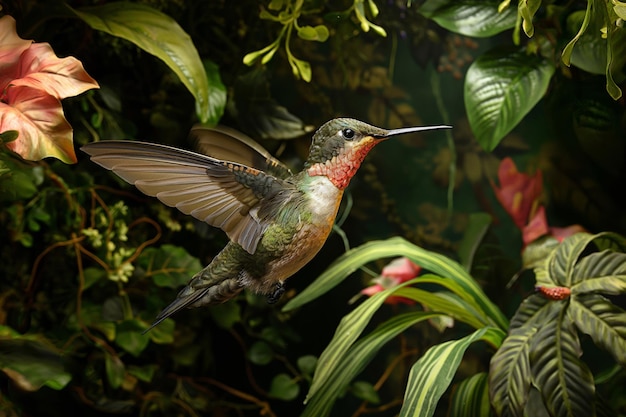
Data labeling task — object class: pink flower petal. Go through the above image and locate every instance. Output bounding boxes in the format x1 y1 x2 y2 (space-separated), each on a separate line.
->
549 225 587 242
522 205 549 246
381 257 421 282
361 284 384 296
1 86 75 163
492 157 543 229
0 16 33 90
10 43 99 99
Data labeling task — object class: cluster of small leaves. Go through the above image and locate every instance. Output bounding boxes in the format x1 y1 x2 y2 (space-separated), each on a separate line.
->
419 0 626 151
490 232 626 417
243 0 385 82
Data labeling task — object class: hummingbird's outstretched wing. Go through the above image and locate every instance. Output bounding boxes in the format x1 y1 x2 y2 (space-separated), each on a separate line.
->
81 140 296 254
189 125 293 179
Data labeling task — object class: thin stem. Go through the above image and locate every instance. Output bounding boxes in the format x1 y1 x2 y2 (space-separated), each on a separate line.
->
430 69 456 219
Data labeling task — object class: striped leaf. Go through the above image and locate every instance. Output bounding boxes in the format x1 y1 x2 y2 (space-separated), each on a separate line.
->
399 327 504 417
569 294 626 366
570 251 626 295
489 325 537 417
306 279 419 402
530 309 596 417
393 286 488 330
302 312 440 417
283 237 507 330
449 373 491 417
547 232 626 287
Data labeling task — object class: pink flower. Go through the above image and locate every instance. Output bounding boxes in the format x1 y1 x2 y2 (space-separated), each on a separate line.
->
492 158 586 246
361 258 421 305
0 15 99 163
491 157 543 230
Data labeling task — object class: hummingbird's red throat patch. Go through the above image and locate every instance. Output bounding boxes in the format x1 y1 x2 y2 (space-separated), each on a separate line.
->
307 140 377 189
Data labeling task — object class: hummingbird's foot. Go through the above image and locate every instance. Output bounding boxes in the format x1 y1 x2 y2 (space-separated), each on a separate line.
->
267 282 285 304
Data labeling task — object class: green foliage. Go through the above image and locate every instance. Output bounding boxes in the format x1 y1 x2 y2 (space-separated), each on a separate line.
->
1 0 625 416
491 232 626 417
421 0 626 150
69 2 219 124
464 47 555 151
419 0 517 37
292 232 626 416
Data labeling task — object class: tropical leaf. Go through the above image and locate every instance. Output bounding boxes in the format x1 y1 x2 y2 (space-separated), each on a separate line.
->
569 294 626 366
509 293 557 330
399 327 503 417
547 232 626 287
489 325 538 417
283 237 508 330
570 250 626 294
69 2 215 123
449 373 491 417
306 280 418 402
530 309 596 417
393 285 488 329
419 0 517 37
464 47 555 151
302 312 440 417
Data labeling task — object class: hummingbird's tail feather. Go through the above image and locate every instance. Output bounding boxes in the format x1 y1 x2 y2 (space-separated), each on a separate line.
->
143 276 244 333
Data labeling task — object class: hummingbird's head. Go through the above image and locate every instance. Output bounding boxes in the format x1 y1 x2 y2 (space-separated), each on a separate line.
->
305 118 450 189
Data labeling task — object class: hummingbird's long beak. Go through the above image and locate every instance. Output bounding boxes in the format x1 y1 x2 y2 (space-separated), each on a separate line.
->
374 125 452 138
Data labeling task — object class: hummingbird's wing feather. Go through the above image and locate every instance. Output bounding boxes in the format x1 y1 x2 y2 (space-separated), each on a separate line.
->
82 140 293 254
189 125 293 179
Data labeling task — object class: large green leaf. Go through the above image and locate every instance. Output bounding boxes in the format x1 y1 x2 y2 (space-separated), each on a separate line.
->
0 336 72 391
69 2 216 123
570 250 626 294
449 373 491 417
545 233 593 287
490 297 560 417
546 232 626 287
393 285 488 329
489 325 537 417
399 327 503 417
464 47 555 151
283 237 508 330
302 312 440 417
530 309 596 417
509 293 557 330
569 294 626 366
419 0 516 37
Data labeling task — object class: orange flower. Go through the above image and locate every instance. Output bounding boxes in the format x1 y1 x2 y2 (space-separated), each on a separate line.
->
361 257 421 305
0 15 99 163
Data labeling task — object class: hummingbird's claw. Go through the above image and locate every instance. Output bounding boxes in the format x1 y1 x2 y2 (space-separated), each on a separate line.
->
267 282 285 304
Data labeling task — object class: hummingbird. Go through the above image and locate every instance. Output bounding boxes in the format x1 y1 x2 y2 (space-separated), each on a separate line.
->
81 118 450 329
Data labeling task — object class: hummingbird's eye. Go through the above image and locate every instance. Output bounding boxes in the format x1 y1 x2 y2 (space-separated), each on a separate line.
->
341 128 355 140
